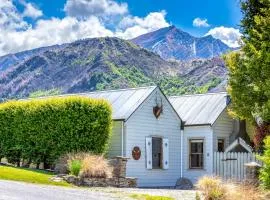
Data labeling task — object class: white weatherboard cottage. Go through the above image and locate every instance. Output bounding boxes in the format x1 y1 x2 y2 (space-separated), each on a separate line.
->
78 86 182 187
77 86 249 186
169 93 247 183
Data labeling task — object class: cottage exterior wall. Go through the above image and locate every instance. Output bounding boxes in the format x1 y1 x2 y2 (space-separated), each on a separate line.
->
108 121 123 158
124 88 181 187
212 110 235 152
182 126 213 183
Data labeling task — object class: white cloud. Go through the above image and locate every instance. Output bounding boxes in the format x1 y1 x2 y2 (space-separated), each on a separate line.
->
22 2 43 19
0 16 114 55
0 0 28 30
0 0 169 56
193 17 210 27
206 26 242 48
64 0 128 19
117 11 169 39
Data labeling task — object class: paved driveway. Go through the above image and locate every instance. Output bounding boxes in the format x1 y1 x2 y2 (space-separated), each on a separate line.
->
0 180 196 200
0 180 119 200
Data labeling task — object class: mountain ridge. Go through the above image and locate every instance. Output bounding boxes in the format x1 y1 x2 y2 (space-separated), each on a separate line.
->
131 25 232 60
0 37 227 100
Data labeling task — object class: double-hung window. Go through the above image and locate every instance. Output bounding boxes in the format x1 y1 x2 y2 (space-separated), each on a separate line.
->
189 139 204 169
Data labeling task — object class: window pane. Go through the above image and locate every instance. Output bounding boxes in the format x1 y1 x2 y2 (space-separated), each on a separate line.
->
190 154 203 168
152 137 162 168
191 142 203 153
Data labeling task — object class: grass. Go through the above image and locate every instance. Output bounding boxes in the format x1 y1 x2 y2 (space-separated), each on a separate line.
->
130 194 174 200
0 165 70 187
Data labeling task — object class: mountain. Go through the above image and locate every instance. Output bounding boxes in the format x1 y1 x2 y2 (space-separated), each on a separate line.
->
0 44 65 72
0 37 227 100
131 25 232 60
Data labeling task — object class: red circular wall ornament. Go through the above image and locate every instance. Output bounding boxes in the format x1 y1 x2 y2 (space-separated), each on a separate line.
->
132 146 141 160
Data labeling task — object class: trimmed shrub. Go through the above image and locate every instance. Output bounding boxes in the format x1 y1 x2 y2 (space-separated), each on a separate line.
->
0 96 112 167
259 136 270 189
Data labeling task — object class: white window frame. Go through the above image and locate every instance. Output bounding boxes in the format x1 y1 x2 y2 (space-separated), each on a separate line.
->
189 139 204 169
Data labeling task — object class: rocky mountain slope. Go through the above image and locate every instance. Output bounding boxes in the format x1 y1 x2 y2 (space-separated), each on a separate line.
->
131 25 232 60
0 37 227 100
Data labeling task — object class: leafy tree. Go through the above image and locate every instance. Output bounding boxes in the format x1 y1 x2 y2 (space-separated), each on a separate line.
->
224 0 270 147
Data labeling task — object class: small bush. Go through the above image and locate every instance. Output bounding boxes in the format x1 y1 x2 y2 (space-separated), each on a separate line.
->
224 182 261 200
197 176 263 200
81 154 112 178
69 160 81 177
197 176 225 200
259 136 270 189
67 153 112 178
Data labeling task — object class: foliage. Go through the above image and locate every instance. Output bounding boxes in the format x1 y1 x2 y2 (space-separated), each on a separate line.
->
0 96 112 167
195 192 201 200
29 88 61 98
197 176 225 200
259 136 270 189
130 194 174 200
67 153 112 178
93 61 222 96
224 0 270 147
68 160 81 177
197 176 263 200
0 165 70 186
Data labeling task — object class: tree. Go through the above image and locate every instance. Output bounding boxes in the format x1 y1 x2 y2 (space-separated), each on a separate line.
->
224 0 270 148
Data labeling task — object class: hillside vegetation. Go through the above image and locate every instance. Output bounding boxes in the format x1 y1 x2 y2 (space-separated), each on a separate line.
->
0 37 227 100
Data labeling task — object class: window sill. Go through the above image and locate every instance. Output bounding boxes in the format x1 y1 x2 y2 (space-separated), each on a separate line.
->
187 168 206 171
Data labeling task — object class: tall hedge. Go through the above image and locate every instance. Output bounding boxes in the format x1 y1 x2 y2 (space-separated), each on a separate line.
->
0 96 112 167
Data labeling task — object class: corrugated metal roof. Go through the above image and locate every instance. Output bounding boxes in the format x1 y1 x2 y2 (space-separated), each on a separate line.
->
169 92 229 126
76 86 157 120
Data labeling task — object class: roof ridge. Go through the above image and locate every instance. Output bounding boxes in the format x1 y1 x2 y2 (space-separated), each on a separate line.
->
169 92 227 98
73 85 157 95
21 85 157 101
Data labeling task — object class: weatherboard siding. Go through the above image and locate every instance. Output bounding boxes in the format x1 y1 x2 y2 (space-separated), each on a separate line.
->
108 121 123 158
212 110 234 152
182 126 214 183
125 88 181 187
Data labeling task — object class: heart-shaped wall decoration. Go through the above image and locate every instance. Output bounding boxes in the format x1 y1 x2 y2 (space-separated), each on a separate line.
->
153 105 163 119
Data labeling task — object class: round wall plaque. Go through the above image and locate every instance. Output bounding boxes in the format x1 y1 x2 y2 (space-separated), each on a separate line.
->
132 146 141 160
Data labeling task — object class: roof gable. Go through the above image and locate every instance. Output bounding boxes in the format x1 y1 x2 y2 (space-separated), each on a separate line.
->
169 92 229 126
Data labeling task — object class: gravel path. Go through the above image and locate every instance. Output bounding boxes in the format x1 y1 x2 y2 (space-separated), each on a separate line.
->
0 180 196 200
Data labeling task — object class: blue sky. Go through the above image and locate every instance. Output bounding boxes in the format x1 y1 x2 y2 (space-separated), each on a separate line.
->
119 0 242 36
0 0 242 56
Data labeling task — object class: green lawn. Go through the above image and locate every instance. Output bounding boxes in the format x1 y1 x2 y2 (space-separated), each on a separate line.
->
130 194 174 200
0 165 70 186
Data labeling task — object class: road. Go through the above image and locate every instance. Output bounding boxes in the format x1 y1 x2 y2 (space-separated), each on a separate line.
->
0 180 196 200
0 180 119 200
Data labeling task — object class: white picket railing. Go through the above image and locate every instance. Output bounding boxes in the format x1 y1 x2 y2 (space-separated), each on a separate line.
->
213 152 262 181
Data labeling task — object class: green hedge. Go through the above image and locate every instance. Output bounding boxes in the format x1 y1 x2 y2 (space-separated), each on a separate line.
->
259 136 270 189
0 96 112 167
